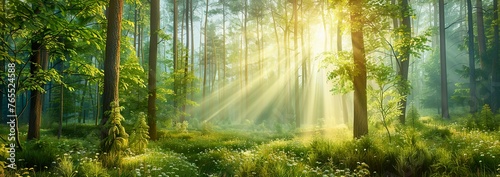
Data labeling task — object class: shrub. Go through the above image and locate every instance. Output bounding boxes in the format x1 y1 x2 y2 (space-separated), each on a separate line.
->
100 101 129 167
466 104 500 131
407 105 420 126
175 121 189 133
129 112 149 154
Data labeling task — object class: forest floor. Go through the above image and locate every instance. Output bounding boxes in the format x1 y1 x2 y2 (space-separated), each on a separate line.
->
2 115 500 177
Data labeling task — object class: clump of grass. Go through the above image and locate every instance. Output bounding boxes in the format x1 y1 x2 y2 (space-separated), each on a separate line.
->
54 154 77 177
77 156 109 177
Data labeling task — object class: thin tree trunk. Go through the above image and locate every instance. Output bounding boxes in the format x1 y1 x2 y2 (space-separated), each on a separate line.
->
476 0 487 70
491 0 499 112
271 7 281 77
438 0 450 119
202 0 208 120
293 0 300 128
182 0 189 122
467 0 477 113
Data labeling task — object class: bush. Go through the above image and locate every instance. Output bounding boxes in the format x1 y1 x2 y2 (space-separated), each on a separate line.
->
466 104 500 131
175 121 189 133
51 124 100 138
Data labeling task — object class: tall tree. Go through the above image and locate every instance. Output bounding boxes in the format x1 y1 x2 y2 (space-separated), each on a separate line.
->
438 0 449 119
101 0 124 144
148 0 159 140
27 5 45 140
492 0 499 112
397 0 411 124
293 0 300 128
350 0 368 138
467 0 477 113
476 0 487 70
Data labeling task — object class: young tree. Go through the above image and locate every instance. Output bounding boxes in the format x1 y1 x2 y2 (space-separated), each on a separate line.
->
101 0 124 146
148 0 159 140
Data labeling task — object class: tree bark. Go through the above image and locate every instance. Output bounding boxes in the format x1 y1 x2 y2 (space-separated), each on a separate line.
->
476 0 487 70
101 0 123 145
293 0 300 128
148 0 159 140
202 0 208 120
438 0 449 119
398 0 411 124
27 42 44 140
350 0 368 138
467 0 477 113
491 0 499 112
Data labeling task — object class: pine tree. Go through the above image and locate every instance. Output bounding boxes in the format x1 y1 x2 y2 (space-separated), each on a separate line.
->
130 112 150 154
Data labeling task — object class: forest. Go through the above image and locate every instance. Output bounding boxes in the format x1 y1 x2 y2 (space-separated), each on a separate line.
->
1 0 500 176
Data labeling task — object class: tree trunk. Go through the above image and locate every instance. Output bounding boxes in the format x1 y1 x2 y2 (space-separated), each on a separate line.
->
476 0 487 70
202 0 208 120
350 0 368 138
467 0 477 113
438 0 449 119
398 0 411 124
181 0 190 122
271 7 281 77
491 0 499 112
101 0 123 146
27 41 44 140
148 0 159 140
293 0 301 128
173 0 179 110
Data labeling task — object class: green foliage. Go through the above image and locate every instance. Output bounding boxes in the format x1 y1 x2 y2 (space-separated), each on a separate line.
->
407 105 420 126
17 140 58 171
54 154 77 177
101 101 129 167
368 64 404 141
120 151 199 177
51 124 100 138
175 121 189 133
200 121 214 135
322 51 355 94
0 143 6 176
129 112 150 154
466 104 500 131
77 157 109 177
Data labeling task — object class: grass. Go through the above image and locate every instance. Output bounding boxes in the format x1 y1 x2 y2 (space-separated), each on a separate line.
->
2 114 500 177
